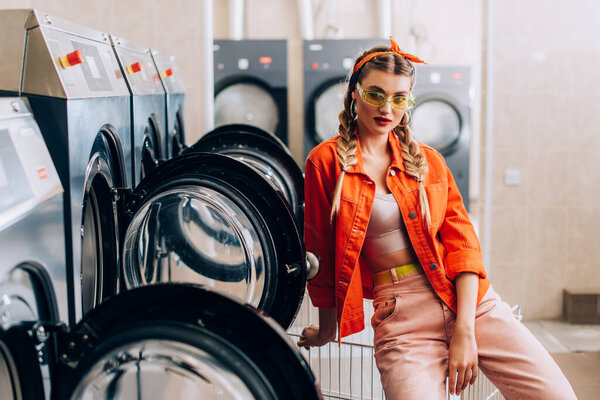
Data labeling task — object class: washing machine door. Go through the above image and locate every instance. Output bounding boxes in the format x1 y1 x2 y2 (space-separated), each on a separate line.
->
309 77 347 144
410 96 462 155
121 152 305 329
214 78 280 135
0 326 46 400
207 123 287 150
52 284 321 400
189 124 304 226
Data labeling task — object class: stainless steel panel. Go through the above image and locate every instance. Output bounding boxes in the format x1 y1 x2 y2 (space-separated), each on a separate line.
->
0 98 62 229
151 50 186 158
131 94 167 185
111 36 165 95
151 50 185 94
0 98 68 324
0 10 30 93
64 97 130 321
23 25 129 99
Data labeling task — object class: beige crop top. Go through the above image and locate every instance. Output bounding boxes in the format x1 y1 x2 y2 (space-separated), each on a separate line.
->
361 192 412 260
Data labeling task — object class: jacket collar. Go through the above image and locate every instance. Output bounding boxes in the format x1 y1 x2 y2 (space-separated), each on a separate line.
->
346 131 406 176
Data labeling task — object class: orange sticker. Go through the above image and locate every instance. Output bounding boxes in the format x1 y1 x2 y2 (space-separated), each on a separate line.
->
38 168 48 179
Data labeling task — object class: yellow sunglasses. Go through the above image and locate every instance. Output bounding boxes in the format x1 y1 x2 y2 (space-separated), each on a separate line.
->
356 82 415 111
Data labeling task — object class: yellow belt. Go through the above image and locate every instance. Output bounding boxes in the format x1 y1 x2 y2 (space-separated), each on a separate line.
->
373 263 421 285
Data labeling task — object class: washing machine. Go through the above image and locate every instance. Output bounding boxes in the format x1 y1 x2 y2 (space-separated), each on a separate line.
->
50 284 321 399
0 104 321 399
410 66 472 210
0 97 68 399
0 9 132 324
151 50 186 159
190 123 304 227
110 35 167 185
214 40 289 145
303 39 383 158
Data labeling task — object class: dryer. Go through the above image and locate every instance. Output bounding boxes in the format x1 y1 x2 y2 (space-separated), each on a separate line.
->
0 97 67 399
110 35 167 185
151 50 187 159
0 9 132 324
214 40 289 145
411 66 472 210
303 39 383 158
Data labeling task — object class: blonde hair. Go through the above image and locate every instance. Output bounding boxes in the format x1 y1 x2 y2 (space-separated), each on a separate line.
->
330 48 431 226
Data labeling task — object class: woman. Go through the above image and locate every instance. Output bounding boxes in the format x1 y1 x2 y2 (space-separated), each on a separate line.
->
297 37 576 399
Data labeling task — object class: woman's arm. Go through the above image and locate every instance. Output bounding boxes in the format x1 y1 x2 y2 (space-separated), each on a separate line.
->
296 308 337 348
448 271 479 395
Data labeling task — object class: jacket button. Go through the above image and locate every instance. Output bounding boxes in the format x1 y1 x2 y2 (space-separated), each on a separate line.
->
409 212 416 219
390 170 396 176
429 263 438 270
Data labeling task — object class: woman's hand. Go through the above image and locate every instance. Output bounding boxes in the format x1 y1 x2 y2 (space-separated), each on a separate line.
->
297 324 336 349
448 326 478 395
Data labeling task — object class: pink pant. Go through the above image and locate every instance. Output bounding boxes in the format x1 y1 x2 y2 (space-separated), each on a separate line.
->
371 270 576 400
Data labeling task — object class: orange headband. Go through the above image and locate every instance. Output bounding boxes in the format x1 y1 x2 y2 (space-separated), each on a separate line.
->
351 36 427 76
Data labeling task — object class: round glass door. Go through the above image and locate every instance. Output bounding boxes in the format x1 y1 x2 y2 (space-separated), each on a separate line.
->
121 153 305 329
122 186 268 309
71 339 259 399
314 81 346 143
215 83 279 134
410 99 462 153
54 285 321 400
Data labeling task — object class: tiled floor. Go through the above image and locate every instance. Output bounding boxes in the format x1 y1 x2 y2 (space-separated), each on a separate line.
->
524 320 600 400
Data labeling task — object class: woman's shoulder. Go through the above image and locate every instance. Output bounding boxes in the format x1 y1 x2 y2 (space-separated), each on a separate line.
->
416 141 446 166
306 136 340 168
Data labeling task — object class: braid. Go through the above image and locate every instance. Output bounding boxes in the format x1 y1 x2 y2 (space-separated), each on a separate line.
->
330 91 358 224
393 115 431 227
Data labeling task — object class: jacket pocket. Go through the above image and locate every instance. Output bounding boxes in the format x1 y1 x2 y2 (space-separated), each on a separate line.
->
371 295 401 330
425 182 448 226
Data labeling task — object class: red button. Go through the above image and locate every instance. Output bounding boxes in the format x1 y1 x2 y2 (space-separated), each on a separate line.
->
66 50 83 66
164 68 173 77
311 62 318 69
259 56 272 64
130 62 142 73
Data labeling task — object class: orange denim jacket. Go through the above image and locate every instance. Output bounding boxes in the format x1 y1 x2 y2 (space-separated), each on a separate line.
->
304 131 490 340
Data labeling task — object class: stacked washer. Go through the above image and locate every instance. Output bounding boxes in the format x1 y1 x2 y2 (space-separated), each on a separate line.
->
303 39 383 158
151 50 187 158
0 97 67 400
110 35 167 185
214 40 289 145
0 9 132 324
410 66 472 210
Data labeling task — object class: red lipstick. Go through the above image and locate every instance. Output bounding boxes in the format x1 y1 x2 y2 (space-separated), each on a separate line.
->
374 117 392 126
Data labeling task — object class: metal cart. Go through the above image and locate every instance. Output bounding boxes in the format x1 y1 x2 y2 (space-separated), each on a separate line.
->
289 295 523 400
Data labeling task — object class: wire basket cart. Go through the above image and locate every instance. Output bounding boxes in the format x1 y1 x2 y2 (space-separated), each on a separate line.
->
288 294 523 400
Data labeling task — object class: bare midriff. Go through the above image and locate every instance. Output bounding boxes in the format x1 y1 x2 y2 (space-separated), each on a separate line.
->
366 248 420 275
361 191 421 275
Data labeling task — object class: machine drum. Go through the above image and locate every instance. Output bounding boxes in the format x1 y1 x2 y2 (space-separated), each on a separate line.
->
52 284 321 400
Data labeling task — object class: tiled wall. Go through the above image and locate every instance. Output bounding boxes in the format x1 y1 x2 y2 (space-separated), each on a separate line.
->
1 0 597 320
488 0 600 319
